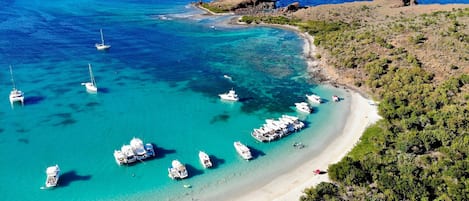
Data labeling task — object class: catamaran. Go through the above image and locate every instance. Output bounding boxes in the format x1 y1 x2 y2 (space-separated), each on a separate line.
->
45 165 60 188
8 65 24 105
95 29 111 50
83 64 97 93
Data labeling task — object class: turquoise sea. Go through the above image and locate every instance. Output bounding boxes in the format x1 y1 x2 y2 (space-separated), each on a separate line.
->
0 0 386 200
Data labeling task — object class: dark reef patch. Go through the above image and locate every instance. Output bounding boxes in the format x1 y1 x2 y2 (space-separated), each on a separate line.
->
210 113 230 124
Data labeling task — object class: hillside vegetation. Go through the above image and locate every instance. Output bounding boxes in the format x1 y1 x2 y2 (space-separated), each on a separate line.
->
238 3 469 201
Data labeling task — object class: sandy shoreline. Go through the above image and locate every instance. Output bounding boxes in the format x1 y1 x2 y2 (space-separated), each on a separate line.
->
232 91 381 201
188 5 382 200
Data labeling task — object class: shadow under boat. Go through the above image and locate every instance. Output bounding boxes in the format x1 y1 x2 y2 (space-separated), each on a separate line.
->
208 154 225 169
59 170 92 187
247 146 266 160
184 164 204 179
153 145 176 159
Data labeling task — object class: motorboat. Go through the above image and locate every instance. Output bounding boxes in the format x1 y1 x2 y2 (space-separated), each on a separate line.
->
168 160 188 179
82 64 97 93
114 150 126 165
95 29 111 50
199 151 212 168
8 65 24 105
234 141 252 160
306 94 322 104
295 102 311 113
45 165 60 188
145 143 155 158
219 89 239 101
121 145 137 164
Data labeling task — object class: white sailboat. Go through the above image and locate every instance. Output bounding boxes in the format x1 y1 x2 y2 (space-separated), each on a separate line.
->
82 64 97 93
95 29 111 50
8 65 24 105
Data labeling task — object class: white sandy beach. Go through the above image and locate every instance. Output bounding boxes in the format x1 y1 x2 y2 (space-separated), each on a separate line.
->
231 91 381 201
229 24 381 201
186 9 382 201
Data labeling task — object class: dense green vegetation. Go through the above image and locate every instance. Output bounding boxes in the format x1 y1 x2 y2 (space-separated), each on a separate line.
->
199 3 230 13
241 8 469 201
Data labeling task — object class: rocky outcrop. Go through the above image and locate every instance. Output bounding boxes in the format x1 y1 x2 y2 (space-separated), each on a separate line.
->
281 2 300 13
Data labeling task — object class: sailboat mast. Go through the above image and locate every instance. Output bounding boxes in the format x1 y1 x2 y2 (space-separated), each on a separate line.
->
100 29 105 45
88 64 96 86
9 65 16 90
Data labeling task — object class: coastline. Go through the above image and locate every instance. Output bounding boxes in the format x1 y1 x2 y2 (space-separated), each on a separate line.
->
191 5 382 201
232 91 381 201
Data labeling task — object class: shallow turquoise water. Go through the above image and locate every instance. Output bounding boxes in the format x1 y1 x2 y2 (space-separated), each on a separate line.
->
0 1 350 200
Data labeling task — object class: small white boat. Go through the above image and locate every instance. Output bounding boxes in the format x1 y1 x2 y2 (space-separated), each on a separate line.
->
219 89 239 101
83 64 97 93
332 95 340 102
8 65 24 105
199 151 213 168
234 141 252 160
114 150 126 165
95 29 111 50
306 94 322 104
223 74 232 81
168 160 188 179
45 165 60 188
295 102 311 113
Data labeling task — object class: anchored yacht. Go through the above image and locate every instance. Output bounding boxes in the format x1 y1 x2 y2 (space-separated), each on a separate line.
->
295 102 312 113
219 89 239 101
45 165 60 188
168 160 188 179
306 94 322 104
234 141 252 160
199 151 213 168
8 65 24 105
95 29 111 50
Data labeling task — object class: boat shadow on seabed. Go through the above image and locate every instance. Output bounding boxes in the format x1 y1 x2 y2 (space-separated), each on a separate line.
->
59 170 92 187
247 146 266 160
